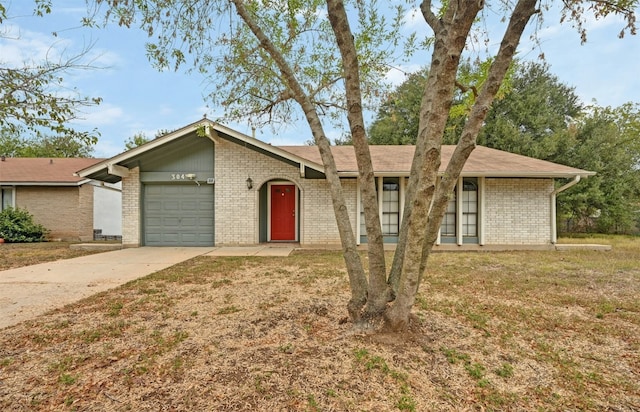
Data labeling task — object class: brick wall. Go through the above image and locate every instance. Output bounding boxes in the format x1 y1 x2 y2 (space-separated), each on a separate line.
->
121 167 141 247
15 185 94 241
301 178 357 245
484 178 553 245
214 140 356 245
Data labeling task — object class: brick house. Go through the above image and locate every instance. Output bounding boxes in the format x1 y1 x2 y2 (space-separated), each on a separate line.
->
0 157 122 241
77 119 594 249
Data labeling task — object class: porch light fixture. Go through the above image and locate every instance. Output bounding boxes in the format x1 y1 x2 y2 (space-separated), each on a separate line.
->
246 177 253 190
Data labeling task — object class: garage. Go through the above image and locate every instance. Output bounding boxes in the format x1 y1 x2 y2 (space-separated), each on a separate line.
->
143 183 214 246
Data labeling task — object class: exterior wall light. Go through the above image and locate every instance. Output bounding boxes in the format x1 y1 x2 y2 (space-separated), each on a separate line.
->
246 177 253 190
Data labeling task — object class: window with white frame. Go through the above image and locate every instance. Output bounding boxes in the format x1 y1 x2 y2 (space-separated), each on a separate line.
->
439 177 479 243
381 177 400 236
1 187 14 211
441 191 456 237
462 178 478 238
359 177 403 239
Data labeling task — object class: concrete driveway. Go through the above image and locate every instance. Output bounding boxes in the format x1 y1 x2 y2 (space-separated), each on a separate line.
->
0 245 296 329
0 247 214 329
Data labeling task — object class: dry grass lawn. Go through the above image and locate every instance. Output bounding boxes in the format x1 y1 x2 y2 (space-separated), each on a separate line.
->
1 236 638 411
0 242 104 271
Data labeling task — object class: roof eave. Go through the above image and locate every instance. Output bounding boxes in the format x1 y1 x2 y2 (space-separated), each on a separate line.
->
0 181 89 186
77 119 327 178
336 171 595 178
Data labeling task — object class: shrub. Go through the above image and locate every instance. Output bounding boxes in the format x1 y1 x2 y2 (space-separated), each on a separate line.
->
0 207 48 243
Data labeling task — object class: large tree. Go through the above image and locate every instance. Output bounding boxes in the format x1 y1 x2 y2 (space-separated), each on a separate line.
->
369 60 579 149
479 61 583 158
0 1 102 145
90 0 637 331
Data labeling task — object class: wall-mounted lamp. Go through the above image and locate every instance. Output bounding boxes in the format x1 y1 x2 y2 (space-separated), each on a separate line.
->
246 177 253 190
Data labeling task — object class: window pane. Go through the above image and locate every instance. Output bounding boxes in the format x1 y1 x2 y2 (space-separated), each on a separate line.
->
462 178 477 237
1 188 13 210
382 178 399 236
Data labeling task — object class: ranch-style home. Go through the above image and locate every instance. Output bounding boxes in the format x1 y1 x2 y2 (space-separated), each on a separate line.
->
0 157 122 241
77 118 594 249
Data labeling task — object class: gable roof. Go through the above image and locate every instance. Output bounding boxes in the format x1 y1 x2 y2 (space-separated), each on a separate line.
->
280 145 594 178
77 119 327 183
76 118 594 181
0 157 103 186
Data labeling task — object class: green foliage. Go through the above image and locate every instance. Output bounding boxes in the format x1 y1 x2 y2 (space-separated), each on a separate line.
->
368 59 514 145
556 104 640 234
124 132 151 150
0 127 94 157
0 207 48 242
368 69 428 145
479 61 582 158
369 60 640 235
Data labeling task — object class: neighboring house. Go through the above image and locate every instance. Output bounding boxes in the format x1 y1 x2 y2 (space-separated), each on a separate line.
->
0 157 122 241
77 119 594 249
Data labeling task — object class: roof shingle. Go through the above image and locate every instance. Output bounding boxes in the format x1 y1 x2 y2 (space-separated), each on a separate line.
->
0 158 104 185
278 145 593 177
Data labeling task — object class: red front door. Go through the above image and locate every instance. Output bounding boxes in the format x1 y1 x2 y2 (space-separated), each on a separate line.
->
270 184 296 241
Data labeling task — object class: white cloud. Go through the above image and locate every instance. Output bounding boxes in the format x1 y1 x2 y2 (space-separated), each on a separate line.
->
93 138 124 158
76 103 126 126
402 7 424 30
0 25 73 67
385 64 422 86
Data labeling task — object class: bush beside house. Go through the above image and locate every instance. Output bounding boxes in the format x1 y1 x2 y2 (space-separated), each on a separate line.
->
0 207 48 243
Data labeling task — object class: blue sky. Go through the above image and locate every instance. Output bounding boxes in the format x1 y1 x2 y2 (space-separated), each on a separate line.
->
1 1 639 158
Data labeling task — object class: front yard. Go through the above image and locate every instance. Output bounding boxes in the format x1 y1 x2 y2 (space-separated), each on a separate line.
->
1 237 638 411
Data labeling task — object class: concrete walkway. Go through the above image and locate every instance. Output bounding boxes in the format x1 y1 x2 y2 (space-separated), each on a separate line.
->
205 245 295 257
0 245 296 329
0 247 214 329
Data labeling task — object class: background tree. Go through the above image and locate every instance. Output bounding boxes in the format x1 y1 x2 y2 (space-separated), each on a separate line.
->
368 68 428 145
368 60 514 146
0 1 102 145
556 104 640 234
89 0 638 331
124 132 151 150
479 61 582 159
124 129 174 150
0 127 94 157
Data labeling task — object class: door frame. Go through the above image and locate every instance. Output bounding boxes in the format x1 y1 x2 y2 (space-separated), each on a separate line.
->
267 181 299 242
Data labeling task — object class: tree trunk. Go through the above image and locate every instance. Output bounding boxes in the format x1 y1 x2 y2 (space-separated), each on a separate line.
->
418 0 539 280
231 0 369 320
326 0 390 322
385 0 483 330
